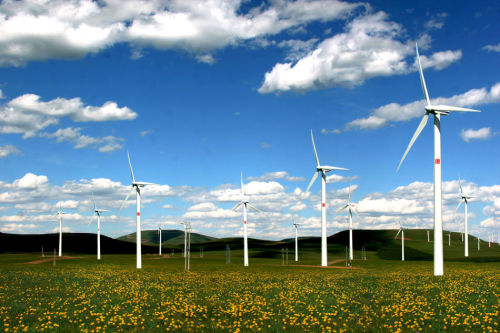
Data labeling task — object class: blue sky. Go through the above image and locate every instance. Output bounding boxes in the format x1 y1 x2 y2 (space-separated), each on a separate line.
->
0 0 499 241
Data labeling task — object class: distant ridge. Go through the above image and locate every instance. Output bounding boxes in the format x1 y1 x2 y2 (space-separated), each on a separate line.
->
117 229 217 247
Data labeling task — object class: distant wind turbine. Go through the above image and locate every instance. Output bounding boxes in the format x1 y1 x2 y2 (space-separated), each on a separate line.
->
395 221 405 261
338 184 357 261
456 177 472 257
119 151 153 269
306 129 348 266
293 219 299 262
396 44 480 276
232 173 260 267
158 223 162 256
55 204 65 257
91 193 108 260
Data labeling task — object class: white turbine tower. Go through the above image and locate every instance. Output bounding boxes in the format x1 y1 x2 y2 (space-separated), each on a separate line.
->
338 184 357 261
158 223 162 256
395 221 405 261
55 204 65 257
119 151 153 269
293 220 300 262
232 173 260 267
456 177 472 257
306 129 348 267
396 44 480 276
91 194 108 260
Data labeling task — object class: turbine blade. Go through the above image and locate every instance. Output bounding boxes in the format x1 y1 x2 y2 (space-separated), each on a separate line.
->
232 202 242 211
310 129 320 167
395 229 402 239
337 205 348 212
306 172 318 193
348 183 351 204
397 113 429 172
118 187 135 214
247 203 261 212
240 172 245 199
127 150 136 184
458 176 464 195
91 192 97 211
456 200 463 211
416 44 431 106
431 105 480 113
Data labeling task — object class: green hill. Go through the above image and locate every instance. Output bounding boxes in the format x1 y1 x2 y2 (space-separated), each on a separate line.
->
117 229 217 248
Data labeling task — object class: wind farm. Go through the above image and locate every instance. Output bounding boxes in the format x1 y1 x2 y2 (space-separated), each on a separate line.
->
0 0 499 332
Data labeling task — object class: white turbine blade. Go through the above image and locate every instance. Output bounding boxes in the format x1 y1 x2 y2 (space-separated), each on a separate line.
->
416 44 431 106
323 165 349 171
247 203 260 212
232 202 242 211
337 204 348 212
431 105 480 113
134 181 154 186
397 113 429 172
127 150 136 183
306 172 318 193
458 176 464 195
240 172 245 199
395 229 402 239
91 192 97 211
348 184 351 203
310 129 320 167
118 187 135 213
456 200 463 211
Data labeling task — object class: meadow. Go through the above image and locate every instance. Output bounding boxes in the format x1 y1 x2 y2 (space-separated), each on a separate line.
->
0 246 499 333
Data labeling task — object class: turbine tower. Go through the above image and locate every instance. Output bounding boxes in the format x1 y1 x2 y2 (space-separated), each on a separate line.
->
55 204 65 257
293 220 300 262
158 223 162 256
120 151 153 269
456 177 472 257
306 129 348 266
232 173 260 267
395 221 405 261
338 184 357 261
91 193 108 260
396 44 480 276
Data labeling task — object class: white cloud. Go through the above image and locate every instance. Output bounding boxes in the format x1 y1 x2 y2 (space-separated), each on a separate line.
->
0 93 136 138
13 173 48 189
424 13 447 30
0 0 362 66
347 82 500 130
1 222 36 233
247 171 306 182
321 128 341 135
326 174 358 183
460 127 492 143
259 12 461 94
40 127 124 152
0 144 22 158
482 43 500 52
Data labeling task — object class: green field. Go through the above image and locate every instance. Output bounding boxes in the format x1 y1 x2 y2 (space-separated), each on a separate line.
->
0 231 499 332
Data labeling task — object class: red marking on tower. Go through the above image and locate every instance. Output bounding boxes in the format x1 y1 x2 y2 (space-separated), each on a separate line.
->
244 220 247 224
137 212 140 216
322 203 326 207
350 228 352 230
435 159 440 164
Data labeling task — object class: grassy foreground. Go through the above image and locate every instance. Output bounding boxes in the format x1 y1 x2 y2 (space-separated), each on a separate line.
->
0 252 499 332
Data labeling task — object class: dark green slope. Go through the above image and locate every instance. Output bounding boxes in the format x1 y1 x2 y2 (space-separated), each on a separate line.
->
117 229 216 247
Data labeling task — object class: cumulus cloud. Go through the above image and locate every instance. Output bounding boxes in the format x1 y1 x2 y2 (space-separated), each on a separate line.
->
259 12 461 94
0 93 136 138
346 82 500 130
40 127 124 152
424 12 447 30
326 174 358 183
0 144 22 158
0 0 362 66
247 171 306 182
482 43 500 52
460 127 492 143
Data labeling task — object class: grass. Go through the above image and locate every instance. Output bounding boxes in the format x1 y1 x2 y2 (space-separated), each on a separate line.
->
0 243 499 332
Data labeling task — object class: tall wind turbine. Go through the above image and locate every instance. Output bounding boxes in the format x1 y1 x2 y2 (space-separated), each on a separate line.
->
306 129 348 266
338 184 357 261
91 194 108 260
119 151 153 269
293 220 299 262
232 173 260 267
396 44 480 276
456 177 472 257
395 221 405 261
55 204 65 257
158 223 162 256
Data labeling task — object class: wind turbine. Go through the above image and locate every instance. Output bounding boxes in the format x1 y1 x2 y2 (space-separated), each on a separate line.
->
232 173 260 267
338 184 357 261
293 219 299 262
456 177 472 257
306 129 348 266
55 204 65 257
396 44 480 276
119 151 153 269
91 193 108 260
158 223 162 256
395 221 405 261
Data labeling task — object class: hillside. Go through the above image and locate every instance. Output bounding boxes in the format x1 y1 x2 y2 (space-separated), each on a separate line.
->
117 229 217 248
